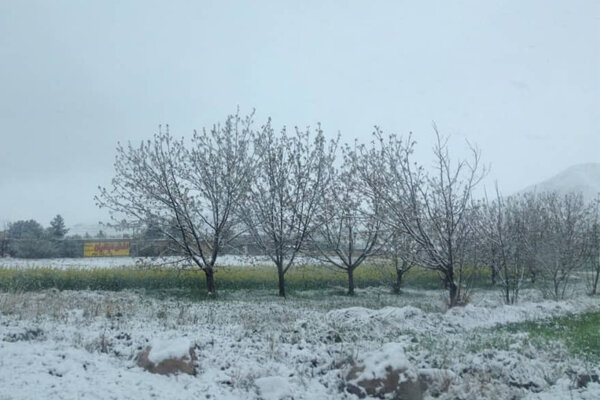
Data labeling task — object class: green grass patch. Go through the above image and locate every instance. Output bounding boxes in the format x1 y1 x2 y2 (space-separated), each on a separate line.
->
501 311 600 362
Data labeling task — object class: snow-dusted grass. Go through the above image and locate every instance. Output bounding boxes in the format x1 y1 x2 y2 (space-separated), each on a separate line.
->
500 311 600 362
0 265 389 293
1 286 599 399
0 258 496 295
0 263 450 293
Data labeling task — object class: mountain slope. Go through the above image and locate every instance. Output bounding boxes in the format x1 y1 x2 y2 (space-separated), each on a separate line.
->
520 163 600 202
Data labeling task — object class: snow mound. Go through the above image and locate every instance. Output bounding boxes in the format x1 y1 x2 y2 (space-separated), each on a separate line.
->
446 297 599 330
525 380 600 400
326 305 428 329
327 297 600 335
148 338 192 364
255 376 293 400
353 342 413 382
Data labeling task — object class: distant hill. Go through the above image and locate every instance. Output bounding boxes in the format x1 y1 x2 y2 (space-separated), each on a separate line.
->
519 163 600 202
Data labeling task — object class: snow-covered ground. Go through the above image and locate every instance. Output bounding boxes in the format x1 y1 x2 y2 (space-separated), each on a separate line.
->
0 255 276 269
1 287 599 399
0 255 338 270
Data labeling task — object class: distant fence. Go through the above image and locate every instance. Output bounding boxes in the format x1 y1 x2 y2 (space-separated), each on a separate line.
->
0 238 172 259
83 241 131 257
0 238 265 259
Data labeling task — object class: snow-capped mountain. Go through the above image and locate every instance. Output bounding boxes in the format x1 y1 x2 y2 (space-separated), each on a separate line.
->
520 163 600 202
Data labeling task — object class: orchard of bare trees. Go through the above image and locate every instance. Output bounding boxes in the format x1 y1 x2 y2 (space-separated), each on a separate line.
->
96 111 600 306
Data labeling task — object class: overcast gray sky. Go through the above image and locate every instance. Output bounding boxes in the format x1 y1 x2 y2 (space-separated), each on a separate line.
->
1 0 599 227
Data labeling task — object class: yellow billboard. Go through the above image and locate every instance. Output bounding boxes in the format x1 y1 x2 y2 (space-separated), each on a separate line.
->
84 241 130 257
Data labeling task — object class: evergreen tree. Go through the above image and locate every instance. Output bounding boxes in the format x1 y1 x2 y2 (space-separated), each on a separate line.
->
7 219 45 239
7 219 53 258
48 214 68 239
142 218 164 239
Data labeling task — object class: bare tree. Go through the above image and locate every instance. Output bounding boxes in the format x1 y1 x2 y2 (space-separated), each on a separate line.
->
308 143 386 295
586 195 600 295
385 229 420 294
239 121 336 297
519 192 547 284
362 127 486 307
0 221 8 257
96 112 255 294
478 189 529 304
533 192 590 300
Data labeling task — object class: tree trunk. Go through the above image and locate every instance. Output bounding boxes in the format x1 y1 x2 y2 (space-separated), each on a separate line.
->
448 280 459 307
204 267 216 295
592 266 600 295
491 265 497 285
277 264 286 298
347 268 355 296
446 268 459 307
392 268 404 295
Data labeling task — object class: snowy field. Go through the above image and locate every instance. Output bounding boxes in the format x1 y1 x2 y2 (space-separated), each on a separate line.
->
0 255 339 270
1 286 599 399
0 255 277 270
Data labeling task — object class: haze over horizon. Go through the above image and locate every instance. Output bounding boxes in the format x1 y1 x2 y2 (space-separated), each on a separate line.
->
1 0 599 227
